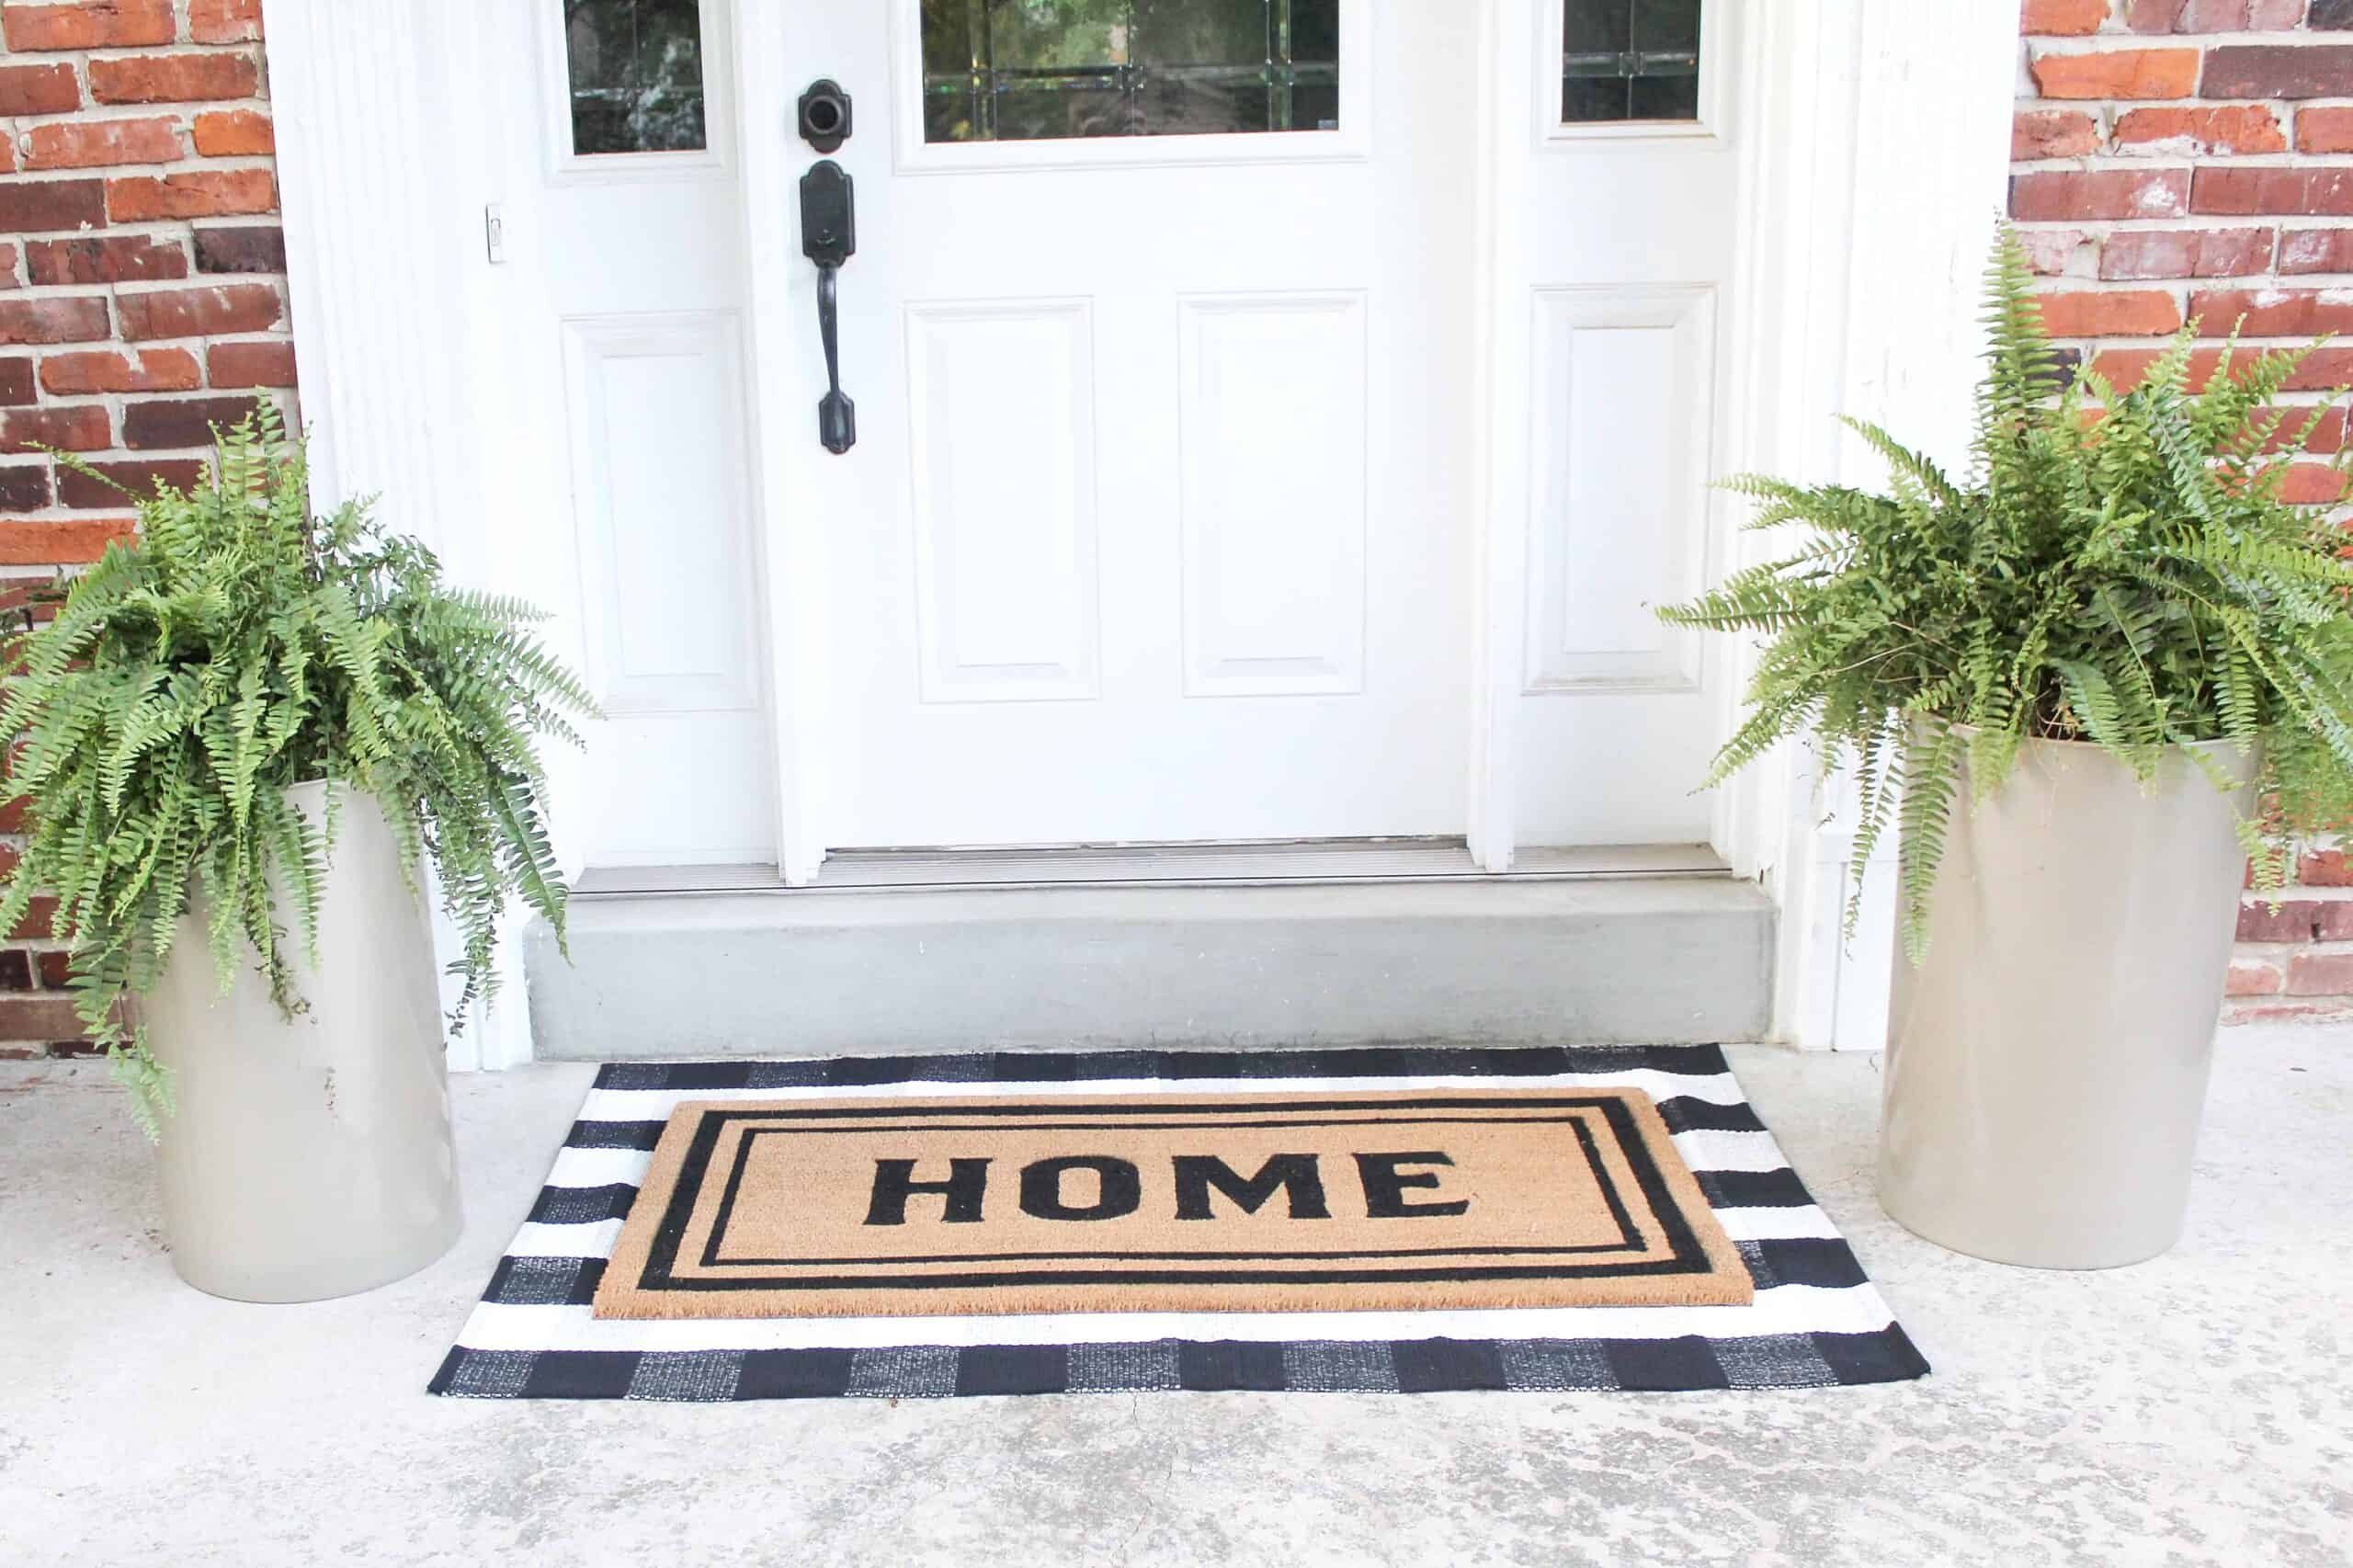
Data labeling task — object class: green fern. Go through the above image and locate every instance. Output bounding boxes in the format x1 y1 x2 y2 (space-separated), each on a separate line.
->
1660 226 2353 957
0 409 595 1133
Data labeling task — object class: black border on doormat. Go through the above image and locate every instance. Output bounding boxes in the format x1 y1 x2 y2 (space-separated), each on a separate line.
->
430 1044 1929 1400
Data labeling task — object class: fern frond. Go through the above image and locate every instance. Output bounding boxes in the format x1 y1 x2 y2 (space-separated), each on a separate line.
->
1658 222 2353 960
0 412 591 1137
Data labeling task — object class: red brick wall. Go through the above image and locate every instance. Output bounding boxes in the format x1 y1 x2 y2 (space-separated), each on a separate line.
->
2013 0 2353 1022
0 0 290 1057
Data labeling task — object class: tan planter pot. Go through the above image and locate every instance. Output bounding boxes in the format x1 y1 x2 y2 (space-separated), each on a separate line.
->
1881 733 2257 1269
146 780 461 1301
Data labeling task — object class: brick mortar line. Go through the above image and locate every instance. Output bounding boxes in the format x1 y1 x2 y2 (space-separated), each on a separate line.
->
0 262 281 284
2010 154 2353 167
0 112 270 133
5 453 287 472
2008 218 2353 232
2034 279 2353 289
2 155 282 176
3 369 293 392
4 97 267 119
0 97 271 117
2015 88 2353 95
0 276 290 301
2053 333 2353 351
6 403 296 428
2032 290 2353 301
2 43 266 63
4 109 271 140
1 166 280 186
2024 34 2340 51
2012 330 2353 342
8 378 290 393
0 212 280 229
2012 100 2353 110
0 255 283 279
2011 155 2353 168
0 221 285 245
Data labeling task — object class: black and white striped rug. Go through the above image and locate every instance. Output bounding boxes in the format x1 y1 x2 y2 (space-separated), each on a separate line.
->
430 1046 1927 1400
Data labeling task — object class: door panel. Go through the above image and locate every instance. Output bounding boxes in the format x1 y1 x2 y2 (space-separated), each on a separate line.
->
562 314 760 715
1177 291 1367 699
904 299 1102 704
1522 285 1711 695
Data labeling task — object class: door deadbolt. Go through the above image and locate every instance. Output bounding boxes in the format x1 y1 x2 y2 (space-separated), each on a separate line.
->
798 79 851 153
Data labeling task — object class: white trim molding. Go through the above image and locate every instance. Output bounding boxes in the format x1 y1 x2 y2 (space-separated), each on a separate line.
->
263 0 538 1071
731 0 832 885
1712 3 2018 1049
1465 0 1524 873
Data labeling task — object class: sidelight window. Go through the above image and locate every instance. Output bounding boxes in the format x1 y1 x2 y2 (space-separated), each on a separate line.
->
564 0 709 155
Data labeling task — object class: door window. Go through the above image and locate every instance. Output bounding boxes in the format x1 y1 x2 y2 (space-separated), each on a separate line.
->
564 0 708 154
920 0 1340 144
1561 0 1700 124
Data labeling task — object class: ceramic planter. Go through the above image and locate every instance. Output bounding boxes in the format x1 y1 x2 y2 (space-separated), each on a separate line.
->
1880 733 2257 1269
146 780 460 1301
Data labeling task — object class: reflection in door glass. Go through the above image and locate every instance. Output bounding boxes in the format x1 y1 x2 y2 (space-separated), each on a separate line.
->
920 0 1340 144
1562 0 1701 124
566 0 708 155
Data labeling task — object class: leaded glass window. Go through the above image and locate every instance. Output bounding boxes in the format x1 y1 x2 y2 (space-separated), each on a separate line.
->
565 0 709 155
920 0 1341 144
1562 0 1701 125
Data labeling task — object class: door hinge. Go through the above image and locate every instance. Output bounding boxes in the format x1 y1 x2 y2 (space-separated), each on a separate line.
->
483 202 507 265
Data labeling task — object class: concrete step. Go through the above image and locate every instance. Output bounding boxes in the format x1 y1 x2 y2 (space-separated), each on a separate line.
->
523 877 1776 1060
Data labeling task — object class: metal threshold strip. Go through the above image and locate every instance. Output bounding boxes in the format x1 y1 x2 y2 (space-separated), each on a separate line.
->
573 839 1733 898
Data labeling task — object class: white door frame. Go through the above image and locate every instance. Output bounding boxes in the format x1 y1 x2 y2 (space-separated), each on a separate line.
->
262 0 2014 1064
1710 4 2016 1049
263 1 542 1070
732 1 832 885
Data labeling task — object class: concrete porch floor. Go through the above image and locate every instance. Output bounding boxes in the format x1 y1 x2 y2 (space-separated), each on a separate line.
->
1 1031 2346 1568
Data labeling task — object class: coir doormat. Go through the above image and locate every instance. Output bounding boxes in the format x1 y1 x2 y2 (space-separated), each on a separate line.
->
432 1046 1928 1401
592 1086 1754 1319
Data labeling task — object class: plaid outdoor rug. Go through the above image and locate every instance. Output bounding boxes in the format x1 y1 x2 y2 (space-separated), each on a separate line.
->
430 1045 1928 1401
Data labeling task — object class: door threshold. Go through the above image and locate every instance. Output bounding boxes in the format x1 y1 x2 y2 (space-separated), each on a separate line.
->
573 839 1733 897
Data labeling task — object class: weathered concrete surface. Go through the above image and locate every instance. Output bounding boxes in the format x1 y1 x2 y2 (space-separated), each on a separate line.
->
1 1029 2345 1567
529 879 1776 1057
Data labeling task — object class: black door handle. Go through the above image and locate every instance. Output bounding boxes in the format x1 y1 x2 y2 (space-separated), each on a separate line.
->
800 159 856 455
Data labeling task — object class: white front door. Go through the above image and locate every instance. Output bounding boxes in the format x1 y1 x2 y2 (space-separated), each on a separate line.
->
510 0 1742 877
777 1 1480 850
